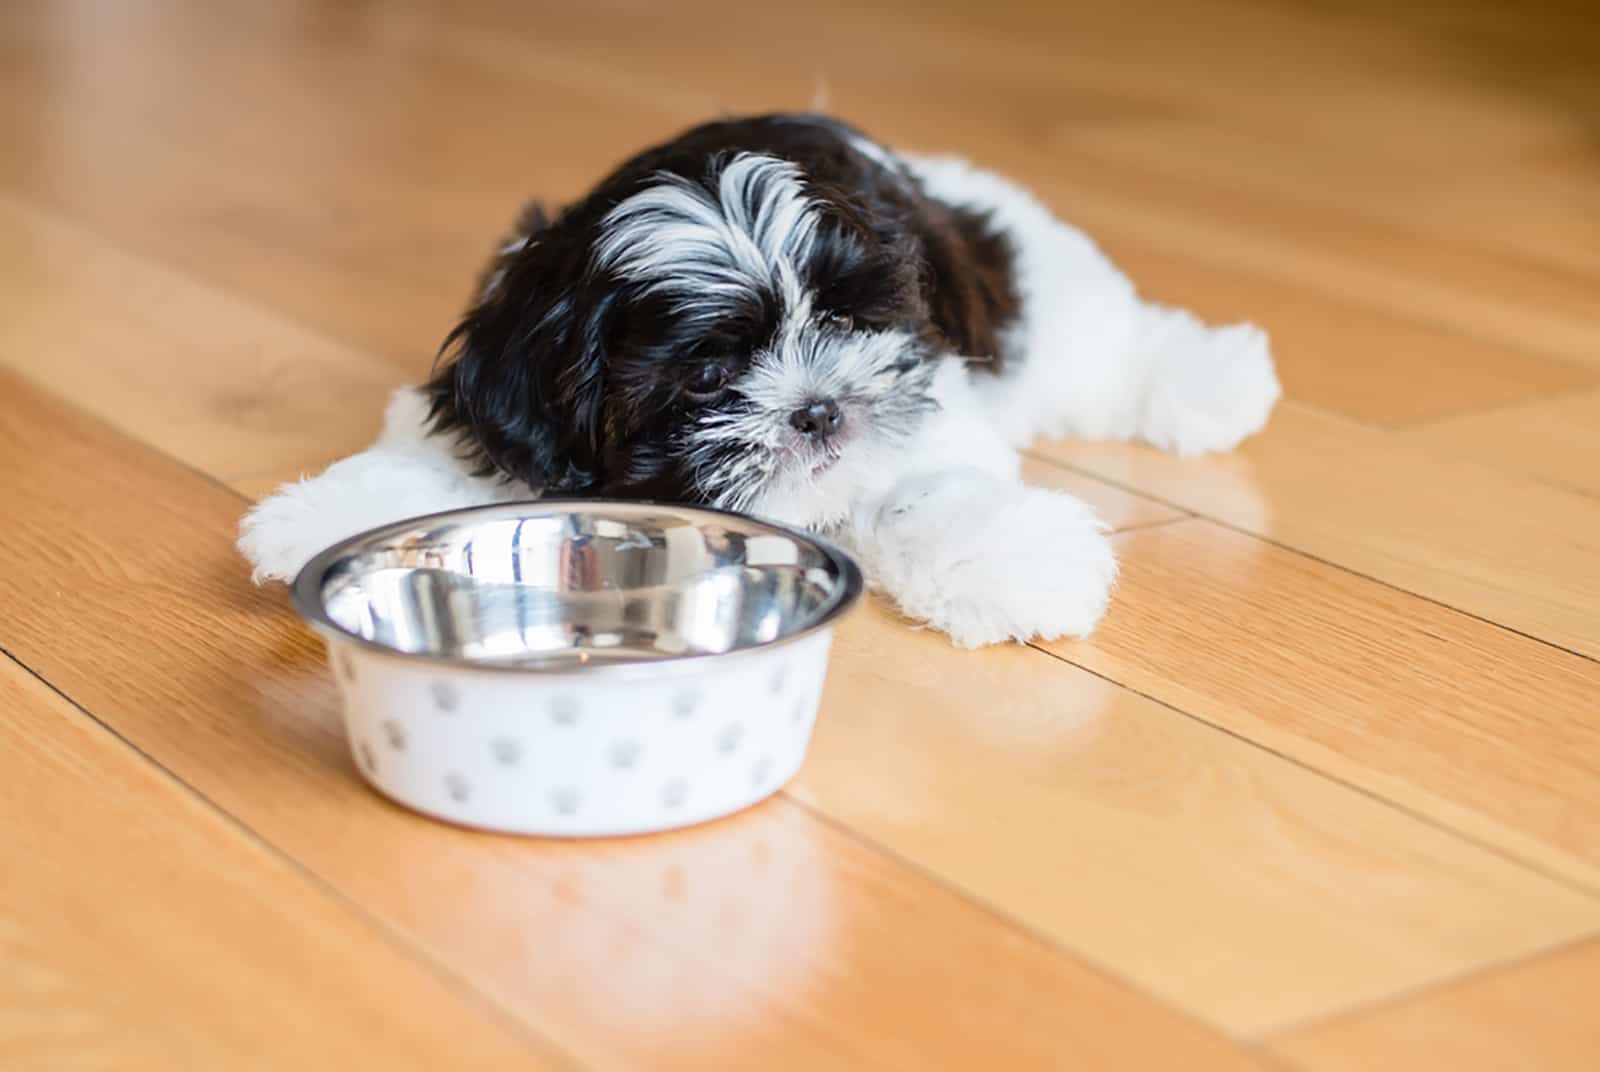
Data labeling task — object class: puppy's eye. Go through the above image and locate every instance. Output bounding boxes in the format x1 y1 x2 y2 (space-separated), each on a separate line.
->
821 310 855 332
685 361 730 399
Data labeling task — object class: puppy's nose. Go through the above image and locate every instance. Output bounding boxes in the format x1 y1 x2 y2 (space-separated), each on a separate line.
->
789 399 844 440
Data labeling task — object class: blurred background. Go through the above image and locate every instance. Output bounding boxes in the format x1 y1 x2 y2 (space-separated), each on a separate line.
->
6 0 1597 480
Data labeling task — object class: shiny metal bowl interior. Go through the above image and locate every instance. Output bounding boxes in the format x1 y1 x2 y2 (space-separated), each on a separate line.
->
293 501 863 669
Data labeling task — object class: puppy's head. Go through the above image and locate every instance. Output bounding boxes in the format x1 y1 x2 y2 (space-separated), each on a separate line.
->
428 150 946 527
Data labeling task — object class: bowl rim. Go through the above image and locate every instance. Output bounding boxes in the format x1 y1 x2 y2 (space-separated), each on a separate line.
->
290 497 865 677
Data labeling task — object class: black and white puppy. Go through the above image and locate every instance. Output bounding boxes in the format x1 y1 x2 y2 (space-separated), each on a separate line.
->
241 114 1279 646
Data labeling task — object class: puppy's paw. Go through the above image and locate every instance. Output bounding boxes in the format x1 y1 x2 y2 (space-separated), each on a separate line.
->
927 493 1118 648
857 471 1119 648
238 480 350 584
1139 308 1280 456
237 442 516 584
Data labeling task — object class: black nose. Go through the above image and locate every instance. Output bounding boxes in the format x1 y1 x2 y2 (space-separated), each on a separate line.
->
789 399 844 440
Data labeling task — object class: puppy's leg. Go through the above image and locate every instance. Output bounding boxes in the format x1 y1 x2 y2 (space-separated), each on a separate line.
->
836 365 1118 647
238 387 522 583
904 154 1280 456
844 466 1118 647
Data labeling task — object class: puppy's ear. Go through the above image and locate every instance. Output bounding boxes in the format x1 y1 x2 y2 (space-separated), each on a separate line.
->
427 209 612 493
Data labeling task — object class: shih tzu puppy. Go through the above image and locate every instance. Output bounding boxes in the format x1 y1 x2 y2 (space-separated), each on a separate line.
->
240 114 1279 647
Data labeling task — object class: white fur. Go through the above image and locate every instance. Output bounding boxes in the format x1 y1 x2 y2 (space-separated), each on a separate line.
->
596 154 818 312
238 389 528 584
239 153 1281 646
749 356 1016 529
694 323 944 524
903 154 1280 454
844 467 1117 648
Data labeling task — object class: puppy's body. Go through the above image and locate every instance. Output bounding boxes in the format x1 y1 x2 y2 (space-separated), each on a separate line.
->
241 115 1279 646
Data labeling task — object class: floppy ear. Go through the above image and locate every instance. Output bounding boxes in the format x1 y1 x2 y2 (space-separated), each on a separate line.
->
426 211 612 494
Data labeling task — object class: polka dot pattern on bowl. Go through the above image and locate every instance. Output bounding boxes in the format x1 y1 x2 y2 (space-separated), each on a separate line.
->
551 694 581 726
430 680 460 713
672 688 700 719
490 737 523 766
329 627 834 835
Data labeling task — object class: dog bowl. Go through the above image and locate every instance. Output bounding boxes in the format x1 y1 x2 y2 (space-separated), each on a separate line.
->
292 501 864 837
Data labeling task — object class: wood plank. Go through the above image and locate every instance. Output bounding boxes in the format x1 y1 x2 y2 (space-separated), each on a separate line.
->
1268 939 1600 1072
0 660 552 1070
0 370 1258 1071
5 0 1598 406
1021 454 1187 531
1041 519 1600 889
1400 388 1600 500
422 0 1600 371
802 597 1600 1033
1054 115 1600 282
1102 237 1597 426
0 192 399 485
1033 401 1600 659
0 0 683 372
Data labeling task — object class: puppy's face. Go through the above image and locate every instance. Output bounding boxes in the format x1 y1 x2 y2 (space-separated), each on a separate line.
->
430 152 944 527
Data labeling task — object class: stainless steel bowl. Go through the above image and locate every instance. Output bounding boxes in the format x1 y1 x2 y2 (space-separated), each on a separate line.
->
292 501 863 836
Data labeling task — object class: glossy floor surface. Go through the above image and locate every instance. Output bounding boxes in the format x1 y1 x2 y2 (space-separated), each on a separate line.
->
3 1 1598 1068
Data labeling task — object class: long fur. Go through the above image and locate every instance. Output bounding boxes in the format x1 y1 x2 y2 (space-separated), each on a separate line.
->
240 114 1280 647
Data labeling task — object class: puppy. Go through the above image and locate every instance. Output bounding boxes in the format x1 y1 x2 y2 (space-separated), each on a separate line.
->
240 114 1279 647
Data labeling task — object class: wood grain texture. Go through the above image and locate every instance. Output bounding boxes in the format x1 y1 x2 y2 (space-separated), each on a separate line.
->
1042 520 1600 889
1269 939 1600 1072
800 596 1599 1034
3 0 1596 423
1102 238 1597 426
1401 388 1600 500
0 192 400 485
0 660 553 1071
1034 402 1600 659
0 370 1258 1071
0 0 671 372
1020 454 1187 531
429 0 1600 371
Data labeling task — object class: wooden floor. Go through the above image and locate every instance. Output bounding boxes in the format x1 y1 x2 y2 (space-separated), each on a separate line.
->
3 0 1599 1067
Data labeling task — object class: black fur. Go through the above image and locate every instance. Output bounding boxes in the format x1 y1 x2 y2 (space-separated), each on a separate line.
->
427 113 1019 502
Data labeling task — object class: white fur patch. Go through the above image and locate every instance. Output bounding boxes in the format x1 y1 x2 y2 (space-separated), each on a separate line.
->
687 323 936 520
900 152 1280 455
844 466 1117 647
236 389 526 584
595 153 819 311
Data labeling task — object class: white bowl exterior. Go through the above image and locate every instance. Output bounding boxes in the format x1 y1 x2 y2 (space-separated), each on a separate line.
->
327 631 834 836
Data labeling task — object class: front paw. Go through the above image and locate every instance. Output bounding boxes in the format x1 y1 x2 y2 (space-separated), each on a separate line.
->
237 479 352 584
860 473 1119 647
1140 308 1280 456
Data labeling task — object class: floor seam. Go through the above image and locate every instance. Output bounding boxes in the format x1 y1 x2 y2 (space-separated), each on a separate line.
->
778 791 1251 1050
1247 927 1600 1046
1027 453 1600 668
1023 640 1600 902
0 643 588 1071
1383 382 1600 430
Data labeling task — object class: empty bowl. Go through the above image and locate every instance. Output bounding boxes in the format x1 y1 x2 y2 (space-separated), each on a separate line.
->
291 501 863 836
